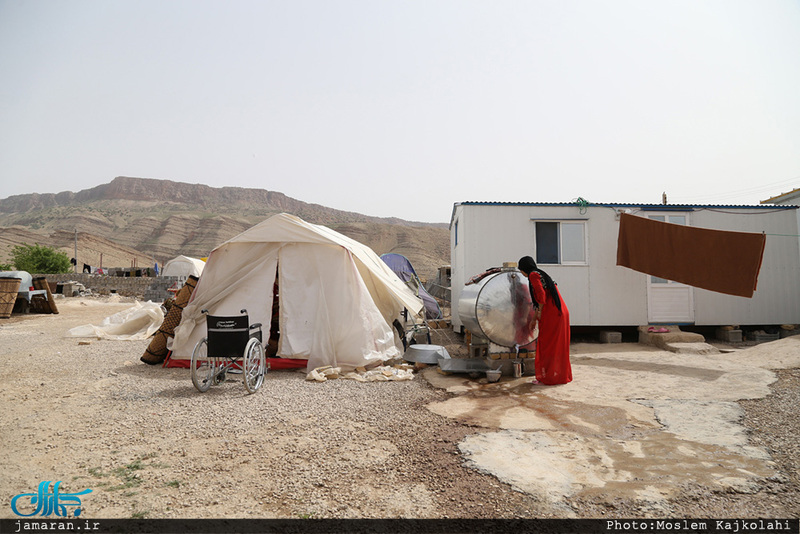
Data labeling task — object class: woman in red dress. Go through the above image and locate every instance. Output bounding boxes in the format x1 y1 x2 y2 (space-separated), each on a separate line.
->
518 256 572 385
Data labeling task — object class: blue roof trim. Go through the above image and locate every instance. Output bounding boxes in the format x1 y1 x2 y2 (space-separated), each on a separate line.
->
455 201 796 210
450 200 797 226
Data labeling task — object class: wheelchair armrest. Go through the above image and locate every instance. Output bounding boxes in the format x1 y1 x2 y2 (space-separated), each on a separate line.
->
248 323 263 343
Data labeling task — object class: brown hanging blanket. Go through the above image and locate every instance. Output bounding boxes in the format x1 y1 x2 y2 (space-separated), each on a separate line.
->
616 213 766 298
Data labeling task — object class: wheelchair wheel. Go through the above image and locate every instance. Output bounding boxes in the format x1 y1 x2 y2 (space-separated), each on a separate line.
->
191 338 216 392
243 337 266 394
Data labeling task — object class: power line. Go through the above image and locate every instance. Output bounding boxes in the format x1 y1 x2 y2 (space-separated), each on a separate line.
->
671 176 799 204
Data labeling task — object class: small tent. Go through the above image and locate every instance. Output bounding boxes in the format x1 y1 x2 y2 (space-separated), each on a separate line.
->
161 255 206 279
169 213 424 371
380 253 442 320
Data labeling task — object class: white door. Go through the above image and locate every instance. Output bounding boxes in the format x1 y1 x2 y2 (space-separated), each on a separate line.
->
646 214 695 324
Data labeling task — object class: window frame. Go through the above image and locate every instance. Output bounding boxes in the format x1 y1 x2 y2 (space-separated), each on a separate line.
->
532 219 588 266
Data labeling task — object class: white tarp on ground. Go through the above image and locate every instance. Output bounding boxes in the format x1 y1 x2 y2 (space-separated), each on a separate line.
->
161 255 205 278
170 213 424 371
66 301 165 340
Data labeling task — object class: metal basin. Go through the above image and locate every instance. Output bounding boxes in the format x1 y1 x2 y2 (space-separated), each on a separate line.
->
403 344 451 364
438 357 489 373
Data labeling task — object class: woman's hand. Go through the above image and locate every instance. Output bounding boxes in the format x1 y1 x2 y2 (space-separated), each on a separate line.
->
529 307 540 330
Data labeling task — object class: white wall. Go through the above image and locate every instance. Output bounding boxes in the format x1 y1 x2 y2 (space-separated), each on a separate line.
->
451 202 800 328
451 203 648 328
691 207 800 325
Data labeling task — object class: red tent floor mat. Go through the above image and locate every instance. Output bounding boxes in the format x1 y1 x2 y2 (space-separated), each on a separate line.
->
268 358 308 369
163 353 308 370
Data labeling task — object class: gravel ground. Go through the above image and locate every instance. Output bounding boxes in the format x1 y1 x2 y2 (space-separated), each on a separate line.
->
0 297 797 520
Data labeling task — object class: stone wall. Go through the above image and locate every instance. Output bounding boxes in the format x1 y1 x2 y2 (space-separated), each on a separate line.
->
41 273 183 302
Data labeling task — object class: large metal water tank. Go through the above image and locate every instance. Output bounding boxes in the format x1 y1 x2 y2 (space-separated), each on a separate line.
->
458 268 537 348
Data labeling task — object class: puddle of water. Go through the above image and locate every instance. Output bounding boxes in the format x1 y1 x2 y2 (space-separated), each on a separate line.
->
433 381 774 504
575 357 725 381
428 380 634 436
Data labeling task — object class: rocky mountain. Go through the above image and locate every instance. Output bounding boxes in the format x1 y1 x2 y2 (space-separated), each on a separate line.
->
0 176 450 281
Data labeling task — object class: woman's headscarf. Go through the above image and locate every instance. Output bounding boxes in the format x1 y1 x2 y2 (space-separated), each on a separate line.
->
518 256 562 312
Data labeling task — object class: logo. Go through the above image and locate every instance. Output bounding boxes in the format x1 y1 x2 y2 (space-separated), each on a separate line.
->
11 481 92 517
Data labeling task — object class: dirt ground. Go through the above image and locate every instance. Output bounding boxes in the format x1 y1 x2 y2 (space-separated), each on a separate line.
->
0 297 798 520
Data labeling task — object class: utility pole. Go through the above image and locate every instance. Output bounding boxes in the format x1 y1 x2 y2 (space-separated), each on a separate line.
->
74 229 78 274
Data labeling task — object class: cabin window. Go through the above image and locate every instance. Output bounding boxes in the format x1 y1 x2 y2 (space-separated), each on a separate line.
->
535 221 586 265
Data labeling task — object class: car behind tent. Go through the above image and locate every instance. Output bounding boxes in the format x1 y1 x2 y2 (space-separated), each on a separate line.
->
169 213 425 371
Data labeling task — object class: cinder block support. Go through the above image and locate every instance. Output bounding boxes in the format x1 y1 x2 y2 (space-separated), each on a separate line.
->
715 328 743 343
599 330 622 343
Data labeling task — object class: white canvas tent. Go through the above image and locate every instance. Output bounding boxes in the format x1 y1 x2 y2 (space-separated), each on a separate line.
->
170 213 424 371
161 255 205 279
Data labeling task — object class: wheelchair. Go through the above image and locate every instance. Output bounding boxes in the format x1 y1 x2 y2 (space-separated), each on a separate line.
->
191 309 268 394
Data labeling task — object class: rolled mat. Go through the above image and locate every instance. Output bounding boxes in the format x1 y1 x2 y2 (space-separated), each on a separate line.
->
0 278 21 319
141 275 198 365
32 276 59 314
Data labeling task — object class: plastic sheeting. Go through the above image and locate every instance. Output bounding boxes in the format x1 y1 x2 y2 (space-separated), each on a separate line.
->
67 301 165 340
306 364 415 382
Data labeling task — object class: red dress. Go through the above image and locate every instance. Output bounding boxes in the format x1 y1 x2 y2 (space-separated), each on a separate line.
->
528 272 572 385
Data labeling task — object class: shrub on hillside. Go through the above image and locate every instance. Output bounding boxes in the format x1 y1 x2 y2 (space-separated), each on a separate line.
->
10 244 72 274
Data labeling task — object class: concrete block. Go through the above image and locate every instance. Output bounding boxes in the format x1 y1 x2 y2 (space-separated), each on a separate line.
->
469 345 488 358
715 328 742 343
599 330 622 343
751 332 779 343
780 328 799 339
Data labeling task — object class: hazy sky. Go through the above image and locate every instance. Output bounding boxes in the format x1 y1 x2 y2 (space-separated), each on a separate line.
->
1 0 799 223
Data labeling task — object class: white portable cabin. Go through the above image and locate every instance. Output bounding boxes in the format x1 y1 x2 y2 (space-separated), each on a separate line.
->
450 201 800 329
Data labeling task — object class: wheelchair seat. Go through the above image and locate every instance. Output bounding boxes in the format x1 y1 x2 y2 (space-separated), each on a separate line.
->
207 314 251 358
191 309 266 394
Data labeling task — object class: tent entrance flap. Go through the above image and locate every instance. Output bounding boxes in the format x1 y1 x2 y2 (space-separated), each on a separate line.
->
279 244 400 370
